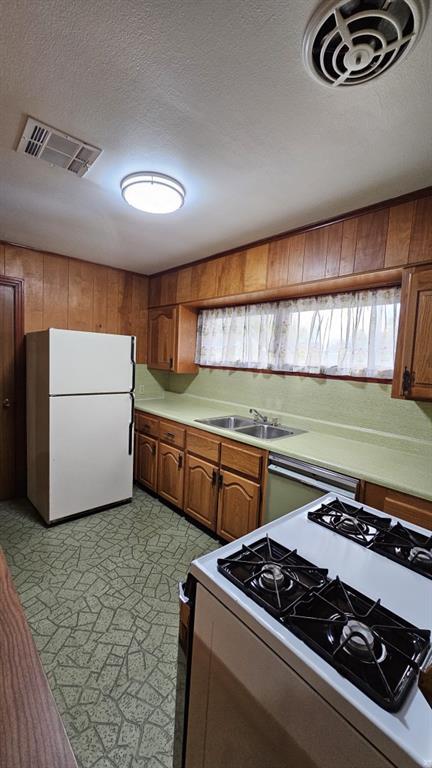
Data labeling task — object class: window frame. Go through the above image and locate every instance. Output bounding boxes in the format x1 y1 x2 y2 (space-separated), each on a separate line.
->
194 284 402 384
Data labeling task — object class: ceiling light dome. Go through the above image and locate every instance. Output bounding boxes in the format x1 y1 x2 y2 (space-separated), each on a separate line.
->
121 172 185 214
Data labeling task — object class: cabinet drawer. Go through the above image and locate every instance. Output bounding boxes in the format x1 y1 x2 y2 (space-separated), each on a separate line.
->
159 419 185 449
220 439 265 481
362 482 432 530
135 411 159 438
186 428 220 464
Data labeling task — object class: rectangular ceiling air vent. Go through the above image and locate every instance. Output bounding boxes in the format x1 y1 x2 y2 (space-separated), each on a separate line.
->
16 116 101 177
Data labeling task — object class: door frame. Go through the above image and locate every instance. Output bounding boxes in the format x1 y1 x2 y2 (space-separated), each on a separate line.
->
0 276 25 496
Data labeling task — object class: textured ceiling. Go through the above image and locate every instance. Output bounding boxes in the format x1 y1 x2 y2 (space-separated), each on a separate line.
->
0 0 431 274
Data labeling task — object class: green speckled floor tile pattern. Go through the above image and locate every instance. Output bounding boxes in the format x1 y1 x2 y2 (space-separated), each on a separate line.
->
0 488 218 768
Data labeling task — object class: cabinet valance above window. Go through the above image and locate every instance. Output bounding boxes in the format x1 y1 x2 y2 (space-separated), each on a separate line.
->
195 287 401 379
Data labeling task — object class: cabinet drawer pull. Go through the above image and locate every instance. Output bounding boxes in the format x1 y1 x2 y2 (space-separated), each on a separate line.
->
152 445 156 456
212 468 218 486
178 454 183 469
169 357 173 370
218 472 224 488
164 432 176 439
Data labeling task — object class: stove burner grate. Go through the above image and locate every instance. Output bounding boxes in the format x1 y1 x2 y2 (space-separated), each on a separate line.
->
371 523 432 580
283 578 431 711
217 535 328 617
308 499 392 546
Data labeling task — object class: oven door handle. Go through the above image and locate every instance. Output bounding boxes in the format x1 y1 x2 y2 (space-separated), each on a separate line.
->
268 463 357 498
179 581 190 606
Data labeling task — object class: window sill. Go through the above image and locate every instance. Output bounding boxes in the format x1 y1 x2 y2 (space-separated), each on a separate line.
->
197 365 392 385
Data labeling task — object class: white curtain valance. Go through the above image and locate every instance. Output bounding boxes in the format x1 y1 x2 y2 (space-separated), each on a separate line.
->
195 287 401 378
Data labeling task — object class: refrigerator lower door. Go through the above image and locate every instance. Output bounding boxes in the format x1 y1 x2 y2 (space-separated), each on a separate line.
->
48 329 135 395
49 393 133 522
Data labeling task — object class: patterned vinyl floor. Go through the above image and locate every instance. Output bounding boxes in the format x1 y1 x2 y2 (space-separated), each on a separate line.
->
0 487 218 768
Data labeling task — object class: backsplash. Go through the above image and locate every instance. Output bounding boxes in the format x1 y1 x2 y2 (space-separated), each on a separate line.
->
135 365 168 399
137 365 432 450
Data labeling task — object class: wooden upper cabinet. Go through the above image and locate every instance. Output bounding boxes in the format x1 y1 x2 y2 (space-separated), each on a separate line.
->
217 470 260 541
392 264 432 401
148 305 198 374
148 306 175 370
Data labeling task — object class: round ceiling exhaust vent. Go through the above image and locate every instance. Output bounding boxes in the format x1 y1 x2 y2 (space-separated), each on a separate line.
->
303 0 427 87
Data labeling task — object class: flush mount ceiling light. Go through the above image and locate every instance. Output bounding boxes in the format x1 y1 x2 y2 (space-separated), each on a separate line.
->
303 0 427 87
121 172 185 214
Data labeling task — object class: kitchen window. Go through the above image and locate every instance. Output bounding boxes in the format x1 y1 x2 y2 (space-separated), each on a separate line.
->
195 287 401 379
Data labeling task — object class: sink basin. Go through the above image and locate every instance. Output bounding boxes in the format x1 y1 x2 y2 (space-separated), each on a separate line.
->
195 415 255 429
234 424 305 440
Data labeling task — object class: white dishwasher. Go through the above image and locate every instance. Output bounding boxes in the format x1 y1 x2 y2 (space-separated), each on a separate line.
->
264 453 359 523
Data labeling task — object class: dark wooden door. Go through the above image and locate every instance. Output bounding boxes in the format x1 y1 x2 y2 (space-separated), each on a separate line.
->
0 284 16 500
184 455 218 531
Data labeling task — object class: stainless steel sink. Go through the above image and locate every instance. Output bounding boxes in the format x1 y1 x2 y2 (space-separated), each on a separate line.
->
234 424 305 440
195 415 256 429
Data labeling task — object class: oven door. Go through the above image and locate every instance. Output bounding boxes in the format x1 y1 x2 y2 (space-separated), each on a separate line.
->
173 576 196 768
185 584 394 768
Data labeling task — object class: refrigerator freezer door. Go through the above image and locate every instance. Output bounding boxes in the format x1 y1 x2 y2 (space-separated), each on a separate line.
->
48 329 134 395
49 393 133 521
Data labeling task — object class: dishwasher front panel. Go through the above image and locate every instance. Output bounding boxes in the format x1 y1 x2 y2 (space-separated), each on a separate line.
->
264 468 326 523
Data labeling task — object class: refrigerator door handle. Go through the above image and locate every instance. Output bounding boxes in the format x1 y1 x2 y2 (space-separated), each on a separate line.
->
130 336 136 392
128 392 135 455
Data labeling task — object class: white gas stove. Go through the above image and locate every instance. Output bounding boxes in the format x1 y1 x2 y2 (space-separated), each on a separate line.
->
183 494 432 768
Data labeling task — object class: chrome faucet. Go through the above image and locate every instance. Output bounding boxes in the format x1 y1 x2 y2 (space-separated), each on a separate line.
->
249 408 268 424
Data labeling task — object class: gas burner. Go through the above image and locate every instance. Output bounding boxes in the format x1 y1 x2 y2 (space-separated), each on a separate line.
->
308 499 392 545
217 535 328 618
371 523 432 580
341 619 387 664
336 514 368 536
283 578 431 711
258 563 289 591
408 546 432 564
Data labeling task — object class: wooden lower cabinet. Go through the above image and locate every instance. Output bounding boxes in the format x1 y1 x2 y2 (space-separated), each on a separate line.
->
158 442 184 508
136 434 158 492
217 470 260 542
184 455 218 531
362 482 432 530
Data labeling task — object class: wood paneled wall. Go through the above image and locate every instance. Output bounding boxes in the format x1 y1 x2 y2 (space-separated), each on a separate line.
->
149 191 432 307
0 243 148 362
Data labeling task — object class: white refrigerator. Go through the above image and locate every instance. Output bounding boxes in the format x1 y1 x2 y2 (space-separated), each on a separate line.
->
26 328 135 523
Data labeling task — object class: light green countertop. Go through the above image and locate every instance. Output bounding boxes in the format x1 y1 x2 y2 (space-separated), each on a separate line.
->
135 394 432 503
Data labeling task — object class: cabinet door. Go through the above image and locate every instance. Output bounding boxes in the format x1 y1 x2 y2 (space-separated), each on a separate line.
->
184 455 218 531
217 470 260 542
137 434 158 491
362 482 432 530
148 307 175 370
392 265 432 400
158 442 184 508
